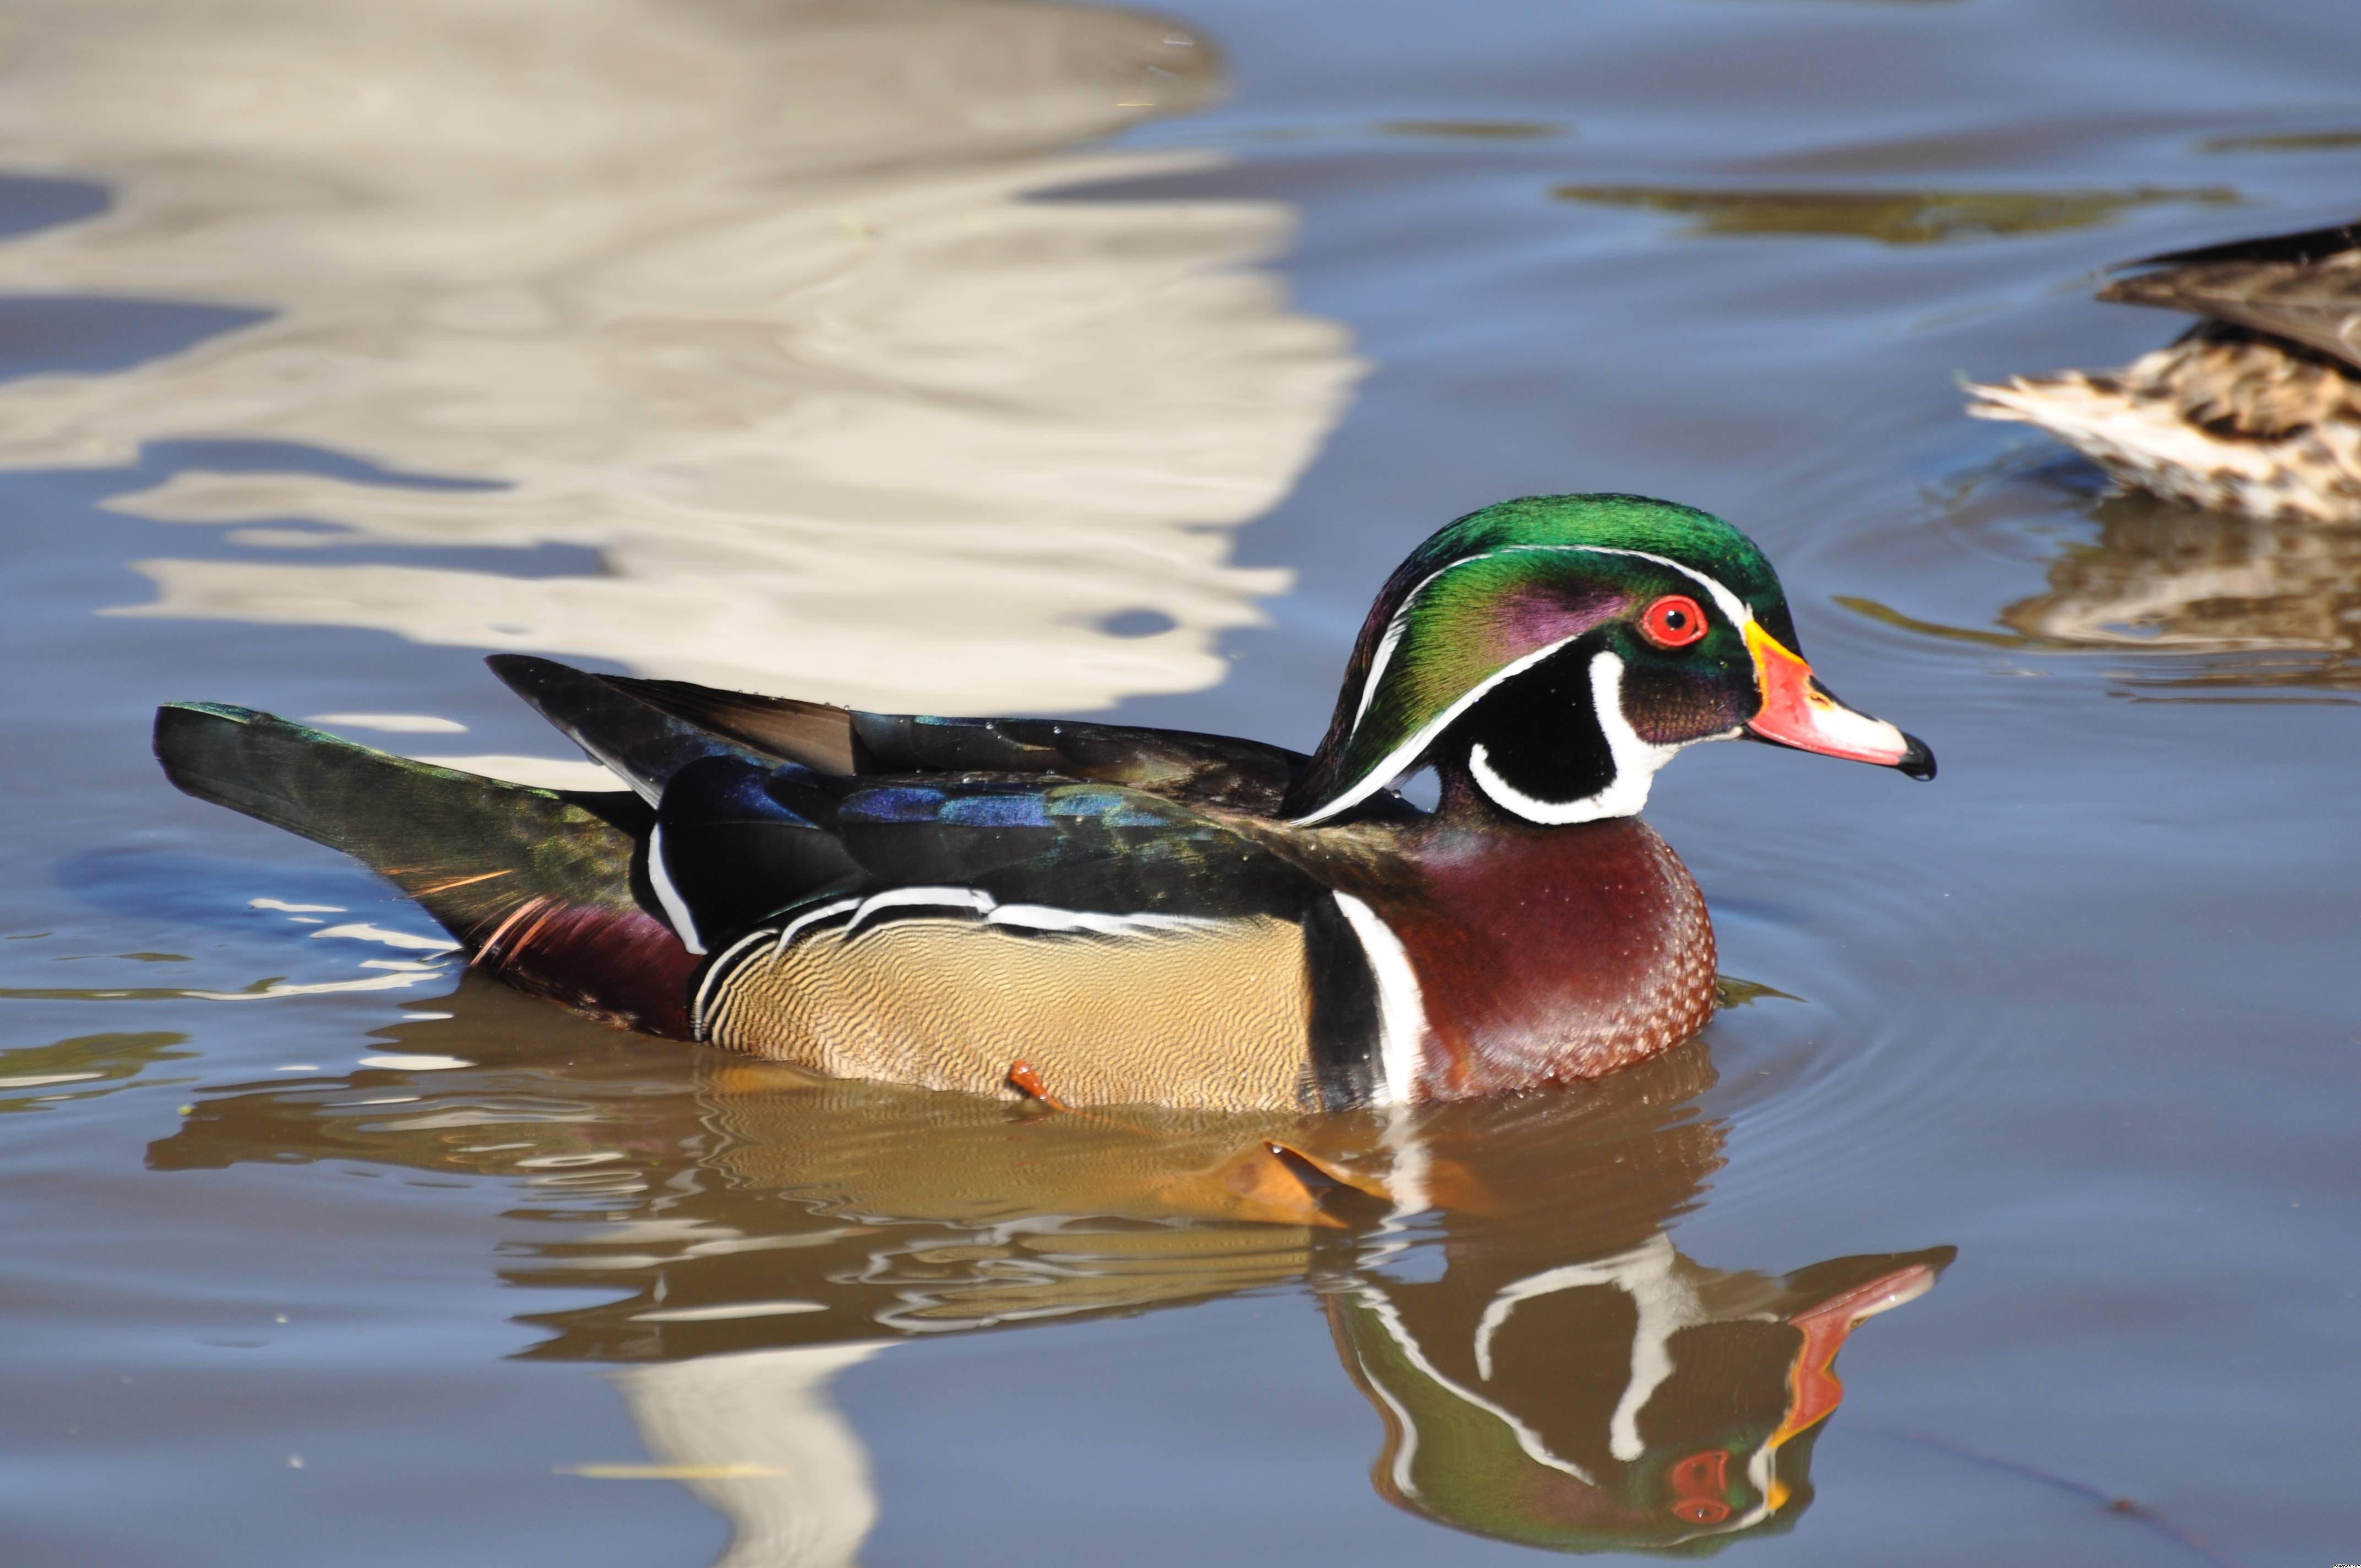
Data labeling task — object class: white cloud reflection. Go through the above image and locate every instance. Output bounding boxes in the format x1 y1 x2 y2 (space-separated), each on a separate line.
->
0 7 1359 1556
0 0 1361 711
618 1343 893 1568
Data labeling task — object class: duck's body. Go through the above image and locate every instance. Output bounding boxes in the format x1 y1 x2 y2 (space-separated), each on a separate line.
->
698 793 1712 1112
1968 219 2361 521
157 494 1929 1110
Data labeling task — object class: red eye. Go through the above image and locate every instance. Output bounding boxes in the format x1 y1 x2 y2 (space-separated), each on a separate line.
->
1667 1449 1733 1525
1640 593 1709 649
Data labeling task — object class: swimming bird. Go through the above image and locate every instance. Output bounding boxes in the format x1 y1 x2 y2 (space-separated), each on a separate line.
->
1967 217 2361 521
154 493 1932 1112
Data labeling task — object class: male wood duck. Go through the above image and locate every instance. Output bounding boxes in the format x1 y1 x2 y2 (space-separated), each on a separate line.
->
155 493 1932 1112
1968 217 2361 521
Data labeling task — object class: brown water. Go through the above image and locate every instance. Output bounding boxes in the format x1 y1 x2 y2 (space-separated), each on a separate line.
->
4 1 2358 1562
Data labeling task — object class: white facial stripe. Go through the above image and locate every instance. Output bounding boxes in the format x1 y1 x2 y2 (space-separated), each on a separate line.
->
1350 558 1466 727
1467 1237 1700 1446
645 821 706 955
1509 544 1758 636
1355 1295 1431 1501
1353 617 1411 727
1305 543 1759 825
1451 1235 1783 1544
1466 651 1679 825
1331 891 1428 1107
1295 631 1586 825
1352 1287 1603 1493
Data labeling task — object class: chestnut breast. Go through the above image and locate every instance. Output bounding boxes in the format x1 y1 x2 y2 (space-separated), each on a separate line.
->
1380 816 1716 1098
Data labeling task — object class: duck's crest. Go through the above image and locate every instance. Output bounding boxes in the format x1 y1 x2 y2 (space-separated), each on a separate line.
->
1283 494 1786 823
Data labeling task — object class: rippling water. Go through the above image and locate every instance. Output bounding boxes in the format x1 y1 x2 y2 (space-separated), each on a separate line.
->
6 1 2358 1563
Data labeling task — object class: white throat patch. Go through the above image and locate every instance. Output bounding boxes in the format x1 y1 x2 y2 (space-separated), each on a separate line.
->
1467 650 1682 825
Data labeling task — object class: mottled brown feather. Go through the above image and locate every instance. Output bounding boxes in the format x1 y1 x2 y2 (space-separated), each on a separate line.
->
1968 331 2361 521
2102 251 2361 372
1969 224 2361 521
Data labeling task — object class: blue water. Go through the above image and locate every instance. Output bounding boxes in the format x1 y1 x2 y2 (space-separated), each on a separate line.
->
4 1 2358 1564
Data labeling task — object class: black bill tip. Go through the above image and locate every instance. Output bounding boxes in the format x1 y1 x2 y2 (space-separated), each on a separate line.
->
1897 733 1937 781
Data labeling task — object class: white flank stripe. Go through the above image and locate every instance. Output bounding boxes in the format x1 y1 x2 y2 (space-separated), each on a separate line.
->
985 903 1218 934
1331 892 1427 1107
773 897 863 953
692 886 1232 1038
645 822 705 955
845 885 994 933
691 925 781 1038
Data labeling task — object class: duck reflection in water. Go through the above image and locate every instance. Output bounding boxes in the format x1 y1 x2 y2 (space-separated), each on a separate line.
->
1330 1233 1937 1550
1998 489 2361 689
150 981 1950 1560
1852 473 2361 692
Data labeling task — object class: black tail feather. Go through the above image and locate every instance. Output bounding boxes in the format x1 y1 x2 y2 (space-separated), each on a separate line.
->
485 654 781 802
596 669 867 774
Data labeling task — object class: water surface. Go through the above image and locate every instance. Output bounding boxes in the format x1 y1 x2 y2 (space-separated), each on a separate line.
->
4 1 2358 1564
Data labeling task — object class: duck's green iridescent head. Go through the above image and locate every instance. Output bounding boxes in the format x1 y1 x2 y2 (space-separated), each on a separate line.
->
1284 494 1933 825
